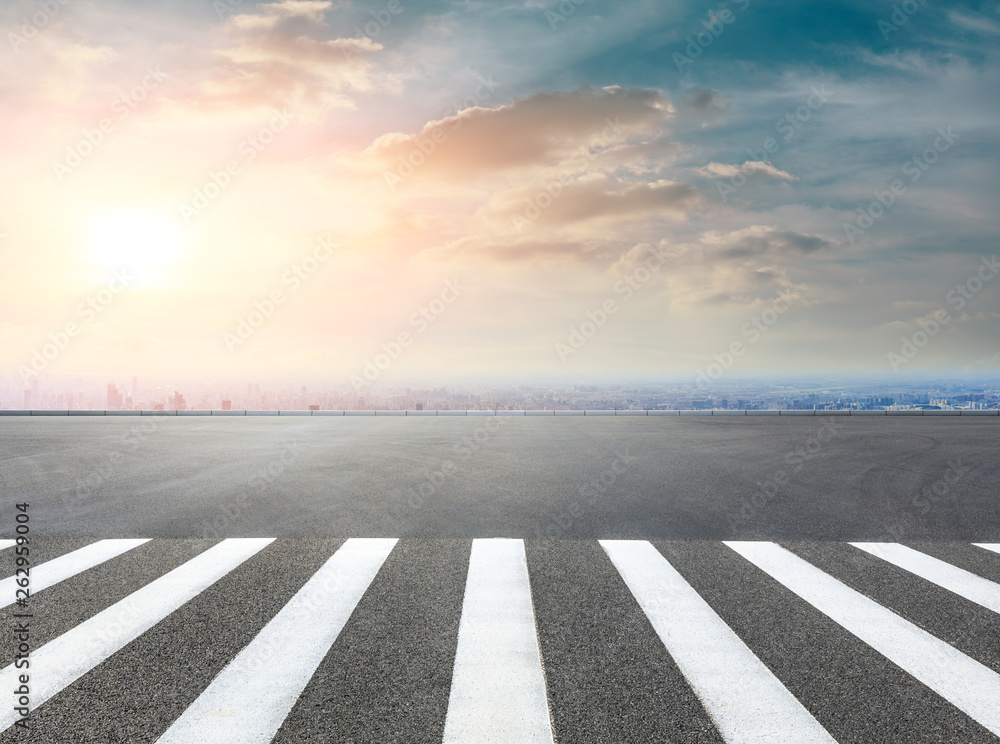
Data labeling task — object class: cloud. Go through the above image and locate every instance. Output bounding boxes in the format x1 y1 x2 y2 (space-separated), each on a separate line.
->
677 87 730 124
367 86 674 179
50 42 117 67
603 227 825 311
681 87 729 112
486 175 699 232
964 351 1000 370
230 0 333 29
194 0 382 117
692 161 797 181
215 34 377 78
423 237 594 264
948 10 1000 35
1 35 117 104
700 225 833 259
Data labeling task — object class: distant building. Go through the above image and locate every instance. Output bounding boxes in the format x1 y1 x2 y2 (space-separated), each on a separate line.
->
107 383 123 410
169 391 187 410
221 399 232 410
309 404 319 411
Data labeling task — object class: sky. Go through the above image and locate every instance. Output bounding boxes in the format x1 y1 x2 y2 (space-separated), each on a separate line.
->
1 0 999 389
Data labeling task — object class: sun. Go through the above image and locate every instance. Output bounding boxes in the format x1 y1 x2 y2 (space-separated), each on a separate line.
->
87 212 184 273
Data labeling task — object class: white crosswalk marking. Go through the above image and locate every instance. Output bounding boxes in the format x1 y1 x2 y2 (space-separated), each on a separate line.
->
0 540 15 551
1 539 150 609
0 538 274 733
851 542 1000 614
442 538 554 744
726 541 1000 736
601 540 836 744
8 538 1000 740
155 538 397 744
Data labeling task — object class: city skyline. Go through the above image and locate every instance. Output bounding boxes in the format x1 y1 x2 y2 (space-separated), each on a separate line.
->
7 373 1000 412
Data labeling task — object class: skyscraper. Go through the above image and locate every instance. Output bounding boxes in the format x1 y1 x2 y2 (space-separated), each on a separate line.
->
107 383 123 410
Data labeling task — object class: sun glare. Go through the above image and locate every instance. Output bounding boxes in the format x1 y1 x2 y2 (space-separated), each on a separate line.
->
88 212 184 274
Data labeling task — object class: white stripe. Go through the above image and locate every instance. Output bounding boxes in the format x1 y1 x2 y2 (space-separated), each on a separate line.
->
442 539 554 744
156 538 397 744
0 538 273 732
0 540 15 551
601 540 835 744
973 543 1000 556
726 541 1000 736
1 539 150 609
851 543 1000 615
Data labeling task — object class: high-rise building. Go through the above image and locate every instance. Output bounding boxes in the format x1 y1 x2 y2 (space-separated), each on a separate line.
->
221 399 232 410
107 383 123 410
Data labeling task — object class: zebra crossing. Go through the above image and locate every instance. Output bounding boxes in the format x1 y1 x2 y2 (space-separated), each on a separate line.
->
4 538 1000 743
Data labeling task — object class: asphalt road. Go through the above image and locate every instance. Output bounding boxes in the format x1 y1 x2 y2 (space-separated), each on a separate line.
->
3 421 1000 742
3 537 1000 743
0 417 997 539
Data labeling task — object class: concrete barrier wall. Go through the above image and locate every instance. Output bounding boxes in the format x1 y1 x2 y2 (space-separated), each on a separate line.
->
0 409 996 417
